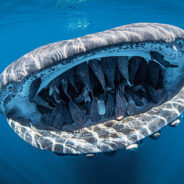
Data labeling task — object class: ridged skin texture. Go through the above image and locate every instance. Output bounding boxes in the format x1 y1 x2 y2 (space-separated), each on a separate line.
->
7 88 184 154
1 23 184 90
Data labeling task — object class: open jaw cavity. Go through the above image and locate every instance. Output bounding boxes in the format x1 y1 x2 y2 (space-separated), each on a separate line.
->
1 23 184 156
35 56 169 129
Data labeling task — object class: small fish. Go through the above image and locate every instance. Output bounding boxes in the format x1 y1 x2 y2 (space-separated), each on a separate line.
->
101 57 116 89
126 94 137 116
146 85 159 103
147 60 160 88
49 85 54 96
97 99 106 116
65 68 79 93
74 86 91 103
82 102 91 115
149 131 161 140
48 76 61 96
52 91 62 104
47 107 58 125
69 101 86 124
60 74 72 100
89 59 106 91
157 68 165 89
29 78 41 102
132 83 146 93
128 90 144 106
134 58 147 84
117 56 131 85
39 89 59 107
41 112 52 125
115 90 127 120
53 104 65 130
34 96 54 110
36 105 52 114
129 56 142 84
89 68 104 96
170 119 180 127
63 106 73 125
118 82 126 94
115 69 123 87
150 51 178 67
76 62 93 95
90 97 101 122
105 93 115 119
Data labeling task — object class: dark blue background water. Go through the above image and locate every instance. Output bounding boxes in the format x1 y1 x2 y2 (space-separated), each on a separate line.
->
0 0 184 183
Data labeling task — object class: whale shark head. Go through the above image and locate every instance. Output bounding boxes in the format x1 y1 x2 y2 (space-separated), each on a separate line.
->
1 23 184 155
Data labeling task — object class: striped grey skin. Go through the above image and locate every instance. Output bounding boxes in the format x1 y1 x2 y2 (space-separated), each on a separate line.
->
1 22 184 155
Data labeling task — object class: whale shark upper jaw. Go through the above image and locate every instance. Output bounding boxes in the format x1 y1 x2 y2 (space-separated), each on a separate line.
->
1 23 184 155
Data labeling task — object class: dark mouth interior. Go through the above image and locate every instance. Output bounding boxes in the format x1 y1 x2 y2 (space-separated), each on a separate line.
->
34 52 171 130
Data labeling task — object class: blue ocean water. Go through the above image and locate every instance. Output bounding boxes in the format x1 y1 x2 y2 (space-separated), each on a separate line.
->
0 0 184 184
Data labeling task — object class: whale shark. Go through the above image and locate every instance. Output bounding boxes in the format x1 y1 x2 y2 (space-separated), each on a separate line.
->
0 23 184 156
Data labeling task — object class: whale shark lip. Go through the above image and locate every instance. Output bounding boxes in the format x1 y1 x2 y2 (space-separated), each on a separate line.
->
1 23 184 155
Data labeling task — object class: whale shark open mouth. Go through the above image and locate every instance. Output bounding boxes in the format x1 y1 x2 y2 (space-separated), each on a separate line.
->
1 23 184 155
34 54 173 130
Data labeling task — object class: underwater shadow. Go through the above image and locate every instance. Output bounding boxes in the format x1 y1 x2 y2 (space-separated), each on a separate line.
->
65 150 142 184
